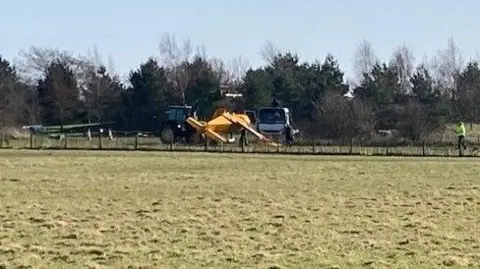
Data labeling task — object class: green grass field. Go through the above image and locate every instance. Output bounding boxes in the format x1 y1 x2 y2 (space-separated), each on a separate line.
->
1 150 480 268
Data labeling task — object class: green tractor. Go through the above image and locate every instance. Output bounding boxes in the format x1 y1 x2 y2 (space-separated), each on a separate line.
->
159 105 201 144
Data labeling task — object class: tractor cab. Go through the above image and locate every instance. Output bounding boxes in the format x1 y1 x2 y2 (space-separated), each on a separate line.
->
164 105 194 121
160 105 198 144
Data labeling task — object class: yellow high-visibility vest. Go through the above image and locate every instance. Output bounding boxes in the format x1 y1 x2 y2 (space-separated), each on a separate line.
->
456 123 466 137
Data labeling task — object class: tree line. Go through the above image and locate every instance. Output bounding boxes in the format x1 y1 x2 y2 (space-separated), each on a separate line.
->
1 34 479 143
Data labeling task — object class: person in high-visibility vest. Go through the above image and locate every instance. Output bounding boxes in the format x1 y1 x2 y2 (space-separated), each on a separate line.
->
456 121 467 151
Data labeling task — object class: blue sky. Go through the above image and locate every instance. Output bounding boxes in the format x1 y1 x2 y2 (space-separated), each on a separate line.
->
3 0 480 82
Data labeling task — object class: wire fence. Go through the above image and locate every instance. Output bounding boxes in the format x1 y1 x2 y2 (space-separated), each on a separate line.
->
1 129 479 157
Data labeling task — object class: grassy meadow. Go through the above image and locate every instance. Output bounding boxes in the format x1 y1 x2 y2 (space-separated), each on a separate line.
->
1 150 480 268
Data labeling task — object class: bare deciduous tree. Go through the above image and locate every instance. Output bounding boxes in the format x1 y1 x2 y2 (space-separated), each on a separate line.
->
353 39 379 84
318 91 375 141
430 37 464 100
229 55 250 82
389 44 415 94
210 57 230 86
211 55 250 86
158 32 195 104
77 46 103 101
396 101 429 141
15 47 87 84
260 40 280 65
79 46 122 124
195 44 208 60
107 53 115 75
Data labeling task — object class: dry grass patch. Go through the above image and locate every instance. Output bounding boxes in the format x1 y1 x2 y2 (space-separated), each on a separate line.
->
1 150 480 268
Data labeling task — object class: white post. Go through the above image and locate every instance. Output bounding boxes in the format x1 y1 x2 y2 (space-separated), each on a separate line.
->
108 129 114 140
87 128 92 140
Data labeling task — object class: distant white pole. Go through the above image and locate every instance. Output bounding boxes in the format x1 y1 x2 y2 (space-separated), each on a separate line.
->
87 128 92 140
108 129 114 140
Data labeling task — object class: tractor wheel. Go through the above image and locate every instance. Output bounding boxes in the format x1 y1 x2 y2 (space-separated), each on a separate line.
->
160 126 175 144
188 133 202 144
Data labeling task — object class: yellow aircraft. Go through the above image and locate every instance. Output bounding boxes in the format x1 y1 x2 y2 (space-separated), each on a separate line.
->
186 106 279 147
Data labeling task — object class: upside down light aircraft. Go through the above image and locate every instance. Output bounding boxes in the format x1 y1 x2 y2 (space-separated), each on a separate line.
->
185 106 280 147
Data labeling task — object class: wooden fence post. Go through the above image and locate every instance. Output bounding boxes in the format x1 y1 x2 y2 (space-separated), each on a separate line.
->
0 133 3 148
312 138 316 154
64 133 68 149
422 141 426 156
99 129 103 149
386 139 389 156
349 137 353 154
30 129 34 149
134 133 138 150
